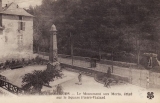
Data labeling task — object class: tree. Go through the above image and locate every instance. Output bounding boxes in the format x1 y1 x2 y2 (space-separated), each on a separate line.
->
27 0 160 63
22 65 61 94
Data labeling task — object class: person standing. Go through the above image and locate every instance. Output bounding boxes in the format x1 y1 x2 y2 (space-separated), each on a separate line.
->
146 77 149 89
107 67 111 78
56 84 63 95
104 77 108 87
78 72 82 85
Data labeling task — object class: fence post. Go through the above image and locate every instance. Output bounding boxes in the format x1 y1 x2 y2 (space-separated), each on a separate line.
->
17 87 19 95
8 83 10 91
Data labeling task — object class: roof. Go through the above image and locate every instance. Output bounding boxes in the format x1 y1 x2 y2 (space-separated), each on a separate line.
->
2 2 13 11
0 2 33 17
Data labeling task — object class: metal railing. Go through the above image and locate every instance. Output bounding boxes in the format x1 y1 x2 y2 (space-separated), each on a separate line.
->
0 79 23 95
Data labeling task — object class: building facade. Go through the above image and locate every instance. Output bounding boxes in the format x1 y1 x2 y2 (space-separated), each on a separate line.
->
0 1 34 61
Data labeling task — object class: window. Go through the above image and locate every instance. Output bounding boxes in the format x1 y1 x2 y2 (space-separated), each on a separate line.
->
17 35 23 48
19 16 23 20
18 22 25 31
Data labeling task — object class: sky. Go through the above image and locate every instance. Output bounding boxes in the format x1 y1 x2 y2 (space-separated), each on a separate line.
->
2 0 42 8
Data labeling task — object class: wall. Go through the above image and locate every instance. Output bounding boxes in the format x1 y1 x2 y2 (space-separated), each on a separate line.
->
0 14 33 62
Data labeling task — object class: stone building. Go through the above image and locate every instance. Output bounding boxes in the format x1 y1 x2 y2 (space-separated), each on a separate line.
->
0 1 34 61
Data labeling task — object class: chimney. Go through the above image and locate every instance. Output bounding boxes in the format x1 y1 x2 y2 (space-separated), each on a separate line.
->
0 0 2 12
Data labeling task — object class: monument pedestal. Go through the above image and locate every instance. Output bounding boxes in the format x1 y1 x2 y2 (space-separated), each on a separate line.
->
47 61 60 70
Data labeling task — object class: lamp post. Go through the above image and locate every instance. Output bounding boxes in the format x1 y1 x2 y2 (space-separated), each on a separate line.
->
47 24 59 70
70 32 73 66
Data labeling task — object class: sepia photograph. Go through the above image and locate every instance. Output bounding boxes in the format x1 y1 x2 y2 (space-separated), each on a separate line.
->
0 0 160 103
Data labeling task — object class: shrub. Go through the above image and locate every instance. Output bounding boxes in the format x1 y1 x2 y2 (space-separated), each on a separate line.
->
22 65 61 94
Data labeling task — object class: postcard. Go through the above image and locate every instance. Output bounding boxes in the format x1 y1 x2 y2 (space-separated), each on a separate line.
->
0 0 160 103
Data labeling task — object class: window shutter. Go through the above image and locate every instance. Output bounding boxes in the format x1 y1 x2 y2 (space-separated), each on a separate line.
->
22 22 25 31
18 22 21 30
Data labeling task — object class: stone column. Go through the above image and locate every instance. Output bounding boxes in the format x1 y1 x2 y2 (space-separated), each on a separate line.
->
48 24 59 69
